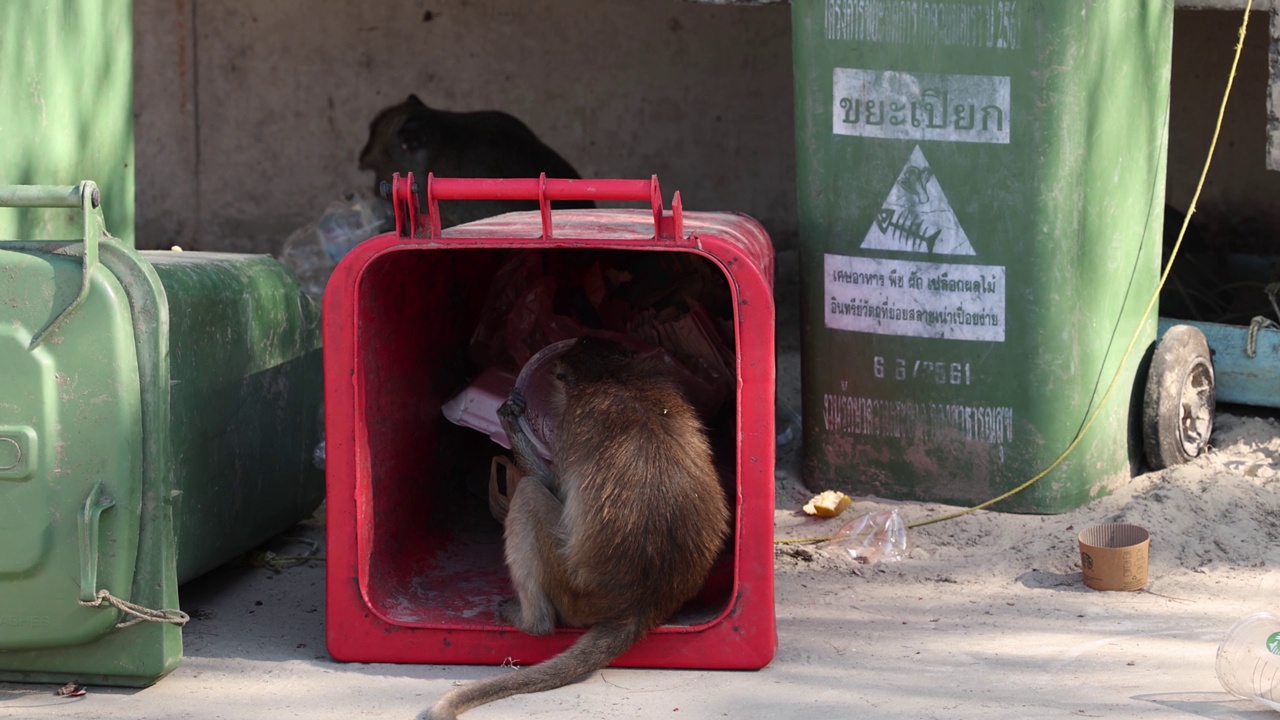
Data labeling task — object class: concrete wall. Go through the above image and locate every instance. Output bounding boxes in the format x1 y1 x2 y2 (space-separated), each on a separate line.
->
1167 10 1280 253
134 2 1280 255
133 0 795 253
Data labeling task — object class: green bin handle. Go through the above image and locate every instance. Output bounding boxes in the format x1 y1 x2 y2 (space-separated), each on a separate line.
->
0 182 108 349
78 478 117 604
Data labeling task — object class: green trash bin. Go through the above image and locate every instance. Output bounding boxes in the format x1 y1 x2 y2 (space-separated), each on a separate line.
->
0 182 324 686
793 0 1173 512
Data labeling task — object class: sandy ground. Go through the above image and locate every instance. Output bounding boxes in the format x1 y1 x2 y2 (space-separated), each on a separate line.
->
4 410 1278 720
4 248 1280 718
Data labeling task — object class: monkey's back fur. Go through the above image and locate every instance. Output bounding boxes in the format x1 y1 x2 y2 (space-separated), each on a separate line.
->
428 337 731 719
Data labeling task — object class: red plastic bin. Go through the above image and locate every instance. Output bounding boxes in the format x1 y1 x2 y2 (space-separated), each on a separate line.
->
323 174 776 670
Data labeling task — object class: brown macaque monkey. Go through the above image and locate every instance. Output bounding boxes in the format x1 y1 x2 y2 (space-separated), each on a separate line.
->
358 94 593 229
427 336 731 720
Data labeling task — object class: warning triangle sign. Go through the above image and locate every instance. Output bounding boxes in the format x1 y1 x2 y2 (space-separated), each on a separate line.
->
860 145 975 256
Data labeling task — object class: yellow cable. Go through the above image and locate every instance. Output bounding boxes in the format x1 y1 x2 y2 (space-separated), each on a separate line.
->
779 1 1253 543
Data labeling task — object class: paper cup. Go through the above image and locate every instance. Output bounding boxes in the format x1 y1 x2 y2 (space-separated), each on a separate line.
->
1216 611 1280 711
1078 523 1149 591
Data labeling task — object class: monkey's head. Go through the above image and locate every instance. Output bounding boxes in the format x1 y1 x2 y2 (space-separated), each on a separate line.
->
358 94 440 198
551 336 634 389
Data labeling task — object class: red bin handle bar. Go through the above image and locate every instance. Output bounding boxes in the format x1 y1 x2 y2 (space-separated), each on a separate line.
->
389 172 683 241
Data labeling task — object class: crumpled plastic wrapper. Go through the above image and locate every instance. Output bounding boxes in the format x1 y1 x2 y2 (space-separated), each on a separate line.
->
823 509 908 564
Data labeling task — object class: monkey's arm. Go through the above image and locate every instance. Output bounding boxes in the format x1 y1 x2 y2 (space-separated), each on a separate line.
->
497 390 554 487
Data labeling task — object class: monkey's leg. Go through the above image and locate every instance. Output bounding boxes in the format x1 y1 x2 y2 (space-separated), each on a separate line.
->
498 390 553 485
501 477 567 636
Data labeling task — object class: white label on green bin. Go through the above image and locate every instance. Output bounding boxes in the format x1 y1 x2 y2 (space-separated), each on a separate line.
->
824 255 1005 342
824 0 1023 50
862 145 973 255
832 68 1010 144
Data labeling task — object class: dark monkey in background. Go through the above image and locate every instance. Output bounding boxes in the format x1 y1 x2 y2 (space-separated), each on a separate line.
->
427 336 731 719
359 94 593 229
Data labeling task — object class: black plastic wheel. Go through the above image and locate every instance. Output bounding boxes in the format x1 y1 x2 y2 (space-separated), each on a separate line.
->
1143 324 1216 470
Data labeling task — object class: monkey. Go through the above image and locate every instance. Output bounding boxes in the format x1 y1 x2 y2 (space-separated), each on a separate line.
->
427 336 731 720
358 94 593 229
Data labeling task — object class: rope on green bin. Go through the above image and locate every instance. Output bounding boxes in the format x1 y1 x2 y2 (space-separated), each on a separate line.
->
78 589 191 629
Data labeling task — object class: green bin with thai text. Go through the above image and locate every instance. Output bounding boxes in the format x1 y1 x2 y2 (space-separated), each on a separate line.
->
793 0 1172 511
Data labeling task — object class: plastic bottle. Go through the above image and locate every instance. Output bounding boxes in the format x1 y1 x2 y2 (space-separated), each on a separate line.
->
278 189 393 301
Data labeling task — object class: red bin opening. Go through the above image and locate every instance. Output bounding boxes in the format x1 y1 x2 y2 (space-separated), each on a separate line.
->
324 175 777 670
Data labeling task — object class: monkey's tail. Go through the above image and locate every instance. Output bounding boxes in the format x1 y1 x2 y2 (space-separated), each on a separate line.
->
426 619 648 720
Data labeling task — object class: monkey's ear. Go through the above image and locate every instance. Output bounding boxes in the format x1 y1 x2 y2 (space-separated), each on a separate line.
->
407 94 427 109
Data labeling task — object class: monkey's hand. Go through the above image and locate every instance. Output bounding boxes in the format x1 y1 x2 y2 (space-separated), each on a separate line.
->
498 389 527 424
498 388 551 481
497 390 528 446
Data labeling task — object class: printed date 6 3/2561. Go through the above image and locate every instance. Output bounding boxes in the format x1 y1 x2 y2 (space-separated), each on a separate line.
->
873 356 972 385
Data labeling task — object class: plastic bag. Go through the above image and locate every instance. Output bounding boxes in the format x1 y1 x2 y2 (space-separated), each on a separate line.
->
823 509 908 564
464 250 734 417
